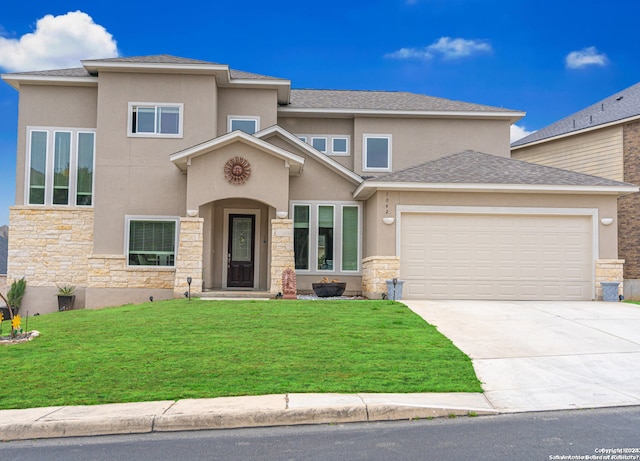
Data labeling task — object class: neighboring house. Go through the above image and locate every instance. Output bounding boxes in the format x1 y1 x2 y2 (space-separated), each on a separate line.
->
512 82 640 299
0 225 7 275
1 55 635 312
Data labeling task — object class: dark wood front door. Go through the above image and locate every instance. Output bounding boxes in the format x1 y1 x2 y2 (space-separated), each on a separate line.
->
227 214 255 288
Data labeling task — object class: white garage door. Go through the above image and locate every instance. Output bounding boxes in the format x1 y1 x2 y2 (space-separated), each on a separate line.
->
400 212 593 300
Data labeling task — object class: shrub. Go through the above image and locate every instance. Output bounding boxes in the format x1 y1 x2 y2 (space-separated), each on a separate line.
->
7 277 27 313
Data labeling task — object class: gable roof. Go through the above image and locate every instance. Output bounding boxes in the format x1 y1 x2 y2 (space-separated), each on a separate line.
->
512 81 640 148
282 89 524 122
254 126 363 185
353 150 638 199
169 130 305 174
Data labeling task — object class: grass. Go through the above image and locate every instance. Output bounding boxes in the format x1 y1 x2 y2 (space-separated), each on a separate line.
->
0 299 481 410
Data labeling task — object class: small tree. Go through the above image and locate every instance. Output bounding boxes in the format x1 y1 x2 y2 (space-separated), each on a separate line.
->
7 277 27 314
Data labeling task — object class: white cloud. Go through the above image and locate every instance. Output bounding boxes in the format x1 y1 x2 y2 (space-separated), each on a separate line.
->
385 36 492 61
565 46 608 69
0 11 118 72
510 124 534 143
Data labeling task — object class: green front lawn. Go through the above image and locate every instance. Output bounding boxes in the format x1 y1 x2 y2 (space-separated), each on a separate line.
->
0 299 481 410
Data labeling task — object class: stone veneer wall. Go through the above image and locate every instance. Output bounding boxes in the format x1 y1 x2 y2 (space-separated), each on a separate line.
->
595 259 624 300
0 275 6 300
87 254 175 289
270 219 294 294
173 217 204 298
620 120 640 282
362 256 400 299
7 207 94 287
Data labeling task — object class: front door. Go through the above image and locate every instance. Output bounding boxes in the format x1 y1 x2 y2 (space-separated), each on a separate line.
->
227 214 255 288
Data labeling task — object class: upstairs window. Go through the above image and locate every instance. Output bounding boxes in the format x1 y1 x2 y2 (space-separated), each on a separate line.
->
129 103 183 137
297 134 351 156
228 116 260 135
26 128 95 207
363 135 392 171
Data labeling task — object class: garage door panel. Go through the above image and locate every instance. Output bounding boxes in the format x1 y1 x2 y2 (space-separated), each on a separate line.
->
400 213 593 300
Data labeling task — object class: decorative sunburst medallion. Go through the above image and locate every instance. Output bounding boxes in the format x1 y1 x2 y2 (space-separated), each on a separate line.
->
224 157 252 185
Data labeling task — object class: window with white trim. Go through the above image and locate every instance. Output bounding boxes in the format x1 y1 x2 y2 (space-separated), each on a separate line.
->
363 134 392 171
297 134 351 156
228 116 260 134
311 137 328 153
292 202 361 274
128 103 183 137
126 217 179 267
26 128 95 206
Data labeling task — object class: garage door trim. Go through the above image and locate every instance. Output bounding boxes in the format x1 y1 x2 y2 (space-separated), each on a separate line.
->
396 205 599 300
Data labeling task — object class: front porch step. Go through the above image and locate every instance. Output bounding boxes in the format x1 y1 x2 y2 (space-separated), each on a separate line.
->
200 291 274 300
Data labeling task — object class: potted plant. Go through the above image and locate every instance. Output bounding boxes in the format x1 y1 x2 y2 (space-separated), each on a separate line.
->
57 284 76 311
312 277 347 297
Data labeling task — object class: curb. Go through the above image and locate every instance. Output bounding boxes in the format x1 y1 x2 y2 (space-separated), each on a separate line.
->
0 393 498 441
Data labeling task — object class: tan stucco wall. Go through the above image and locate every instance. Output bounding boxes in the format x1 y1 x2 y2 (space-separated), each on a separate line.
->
353 117 511 176
218 87 278 135
15 84 98 204
289 157 360 202
92 71 217 254
186 143 290 212
511 125 624 181
365 191 620 259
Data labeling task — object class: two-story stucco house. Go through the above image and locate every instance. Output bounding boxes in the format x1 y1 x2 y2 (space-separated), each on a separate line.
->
2 55 636 312
512 82 640 299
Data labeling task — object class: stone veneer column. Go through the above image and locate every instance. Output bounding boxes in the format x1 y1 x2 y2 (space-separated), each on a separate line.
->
270 219 294 294
7 207 94 286
595 259 624 300
173 217 204 298
362 256 400 299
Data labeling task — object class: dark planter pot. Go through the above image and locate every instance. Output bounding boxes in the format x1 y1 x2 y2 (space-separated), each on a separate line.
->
312 282 346 298
0 306 17 321
57 295 76 311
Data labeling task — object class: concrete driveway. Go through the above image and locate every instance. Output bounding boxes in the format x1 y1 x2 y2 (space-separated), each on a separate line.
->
403 300 640 413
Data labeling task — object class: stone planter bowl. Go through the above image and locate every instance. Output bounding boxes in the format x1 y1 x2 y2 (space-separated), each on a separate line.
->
312 282 346 297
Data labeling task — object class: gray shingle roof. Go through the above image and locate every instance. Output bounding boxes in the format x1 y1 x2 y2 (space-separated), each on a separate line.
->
12 67 92 77
289 89 517 113
370 150 634 187
512 81 640 147
82 54 220 65
5 55 285 81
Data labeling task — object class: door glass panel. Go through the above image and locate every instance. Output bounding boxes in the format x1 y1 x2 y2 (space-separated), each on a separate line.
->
232 217 253 262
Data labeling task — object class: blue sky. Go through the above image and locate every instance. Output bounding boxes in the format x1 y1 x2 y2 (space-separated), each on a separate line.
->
1 0 639 227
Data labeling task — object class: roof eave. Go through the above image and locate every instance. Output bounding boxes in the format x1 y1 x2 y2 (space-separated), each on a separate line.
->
1 74 97 90
80 60 291 104
169 130 305 173
255 125 363 185
512 114 640 150
353 181 638 199
279 107 525 123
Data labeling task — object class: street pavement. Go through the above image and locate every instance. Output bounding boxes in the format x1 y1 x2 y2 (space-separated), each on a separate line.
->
2 300 640 441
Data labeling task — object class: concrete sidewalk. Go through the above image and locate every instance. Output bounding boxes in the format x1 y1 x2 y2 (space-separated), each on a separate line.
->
0 393 496 441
